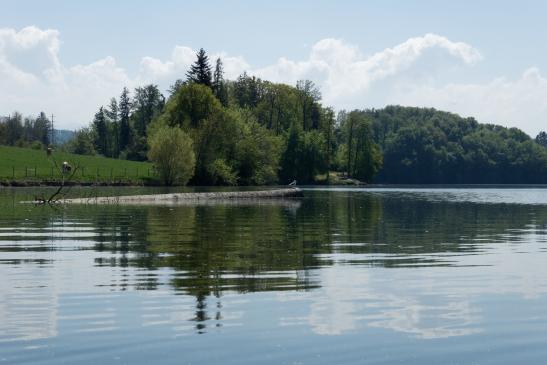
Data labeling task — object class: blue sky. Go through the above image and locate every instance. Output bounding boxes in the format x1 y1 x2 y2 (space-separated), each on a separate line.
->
1 0 546 134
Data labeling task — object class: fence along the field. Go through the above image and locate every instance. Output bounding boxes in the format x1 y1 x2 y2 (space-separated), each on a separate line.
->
4 166 156 179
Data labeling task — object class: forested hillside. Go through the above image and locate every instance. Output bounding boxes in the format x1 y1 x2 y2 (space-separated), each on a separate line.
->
367 106 547 184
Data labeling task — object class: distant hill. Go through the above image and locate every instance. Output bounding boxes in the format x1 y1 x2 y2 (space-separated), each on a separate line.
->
365 106 547 184
53 129 75 145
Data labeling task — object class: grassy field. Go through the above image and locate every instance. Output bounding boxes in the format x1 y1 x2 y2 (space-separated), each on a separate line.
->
0 145 156 184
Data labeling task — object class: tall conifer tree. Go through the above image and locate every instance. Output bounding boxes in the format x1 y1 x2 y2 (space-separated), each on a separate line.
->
186 48 212 87
118 87 131 152
212 57 228 106
93 107 108 155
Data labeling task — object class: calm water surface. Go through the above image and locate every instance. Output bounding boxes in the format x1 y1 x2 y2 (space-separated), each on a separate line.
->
1 186 547 364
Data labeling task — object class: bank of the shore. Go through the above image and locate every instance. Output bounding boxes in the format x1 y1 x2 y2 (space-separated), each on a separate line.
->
57 187 303 205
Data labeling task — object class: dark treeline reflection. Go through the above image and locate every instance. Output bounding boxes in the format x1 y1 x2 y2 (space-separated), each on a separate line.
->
3 189 547 331
3 190 547 274
4 191 547 273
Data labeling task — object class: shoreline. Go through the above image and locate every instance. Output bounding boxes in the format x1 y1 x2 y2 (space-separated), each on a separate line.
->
55 187 304 205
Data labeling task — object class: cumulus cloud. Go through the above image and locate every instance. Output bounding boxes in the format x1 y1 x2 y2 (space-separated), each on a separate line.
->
396 67 547 136
253 33 482 102
137 46 249 84
0 26 131 128
0 26 545 136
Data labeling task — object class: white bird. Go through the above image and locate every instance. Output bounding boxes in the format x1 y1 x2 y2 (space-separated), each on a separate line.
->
62 161 72 174
289 180 297 186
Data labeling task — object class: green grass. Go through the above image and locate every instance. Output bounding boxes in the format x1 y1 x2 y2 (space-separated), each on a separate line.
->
0 145 156 183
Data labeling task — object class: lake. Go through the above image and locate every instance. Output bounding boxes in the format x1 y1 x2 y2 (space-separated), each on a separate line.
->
2 186 547 364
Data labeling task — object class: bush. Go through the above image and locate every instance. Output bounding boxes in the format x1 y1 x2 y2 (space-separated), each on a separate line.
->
30 141 43 150
66 128 96 156
208 158 237 185
148 126 195 186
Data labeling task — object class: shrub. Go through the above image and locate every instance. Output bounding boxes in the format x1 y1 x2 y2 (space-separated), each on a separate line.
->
148 126 195 186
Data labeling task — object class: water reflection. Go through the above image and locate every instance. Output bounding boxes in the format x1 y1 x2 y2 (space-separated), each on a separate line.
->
2 188 547 350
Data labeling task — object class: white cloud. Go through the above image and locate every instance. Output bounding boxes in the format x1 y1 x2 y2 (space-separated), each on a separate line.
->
137 46 249 85
253 33 482 102
0 26 132 128
396 67 547 136
0 26 545 136
137 46 195 82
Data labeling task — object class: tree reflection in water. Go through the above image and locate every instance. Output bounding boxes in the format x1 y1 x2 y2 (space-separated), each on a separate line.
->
3 189 547 334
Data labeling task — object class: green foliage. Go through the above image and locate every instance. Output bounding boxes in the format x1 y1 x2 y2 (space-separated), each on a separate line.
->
148 126 195 186
233 72 263 109
212 58 229 106
168 79 185 98
186 48 212 87
231 109 282 185
161 83 221 129
92 107 108 155
0 145 152 183
66 128 95 155
1 112 23 146
368 106 547 183
106 97 120 158
153 83 286 185
118 87 132 152
30 140 43 150
208 159 237 185
124 136 148 161
338 111 382 182
280 126 327 183
1 112 51 148
536 131 547 148
155 83 227 184
34 112 51 146
131 84 164 137
296 80 321 130
253 82 300 133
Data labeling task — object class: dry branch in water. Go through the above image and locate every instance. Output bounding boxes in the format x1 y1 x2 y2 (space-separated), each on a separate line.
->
34 156 81 205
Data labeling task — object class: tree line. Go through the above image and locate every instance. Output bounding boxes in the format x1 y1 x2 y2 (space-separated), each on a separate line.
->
62 48 382 185
366 106 547 184
4 48 547 185
0 112 52 149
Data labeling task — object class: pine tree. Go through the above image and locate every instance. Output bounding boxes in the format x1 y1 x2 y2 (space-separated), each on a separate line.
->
186 48 212 87
34 112 50 146
93 107 108 155
118 87 131 152
106 97 120 157
212 57 228 106
106 97 118 122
